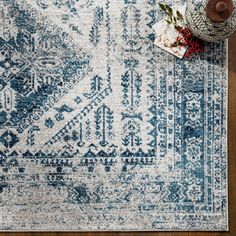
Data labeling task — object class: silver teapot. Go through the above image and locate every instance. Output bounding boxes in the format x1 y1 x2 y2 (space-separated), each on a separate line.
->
186 0 236 42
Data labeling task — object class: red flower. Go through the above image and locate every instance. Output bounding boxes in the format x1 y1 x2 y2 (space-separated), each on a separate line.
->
175 27 205 60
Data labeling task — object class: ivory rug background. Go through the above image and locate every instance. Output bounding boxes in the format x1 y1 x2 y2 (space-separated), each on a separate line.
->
0 0 228 231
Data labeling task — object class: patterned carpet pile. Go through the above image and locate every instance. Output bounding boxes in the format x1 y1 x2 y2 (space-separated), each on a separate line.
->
0 0 228 231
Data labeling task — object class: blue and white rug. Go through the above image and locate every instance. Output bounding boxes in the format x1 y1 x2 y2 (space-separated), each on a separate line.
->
0 0 228 231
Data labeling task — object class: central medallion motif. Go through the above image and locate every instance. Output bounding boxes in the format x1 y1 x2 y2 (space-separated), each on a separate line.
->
0 1 92 133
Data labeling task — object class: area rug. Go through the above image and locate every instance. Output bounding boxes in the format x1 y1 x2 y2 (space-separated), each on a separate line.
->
0 0 228 231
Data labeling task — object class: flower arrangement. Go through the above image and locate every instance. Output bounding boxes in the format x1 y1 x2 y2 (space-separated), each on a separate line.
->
158 3 205 59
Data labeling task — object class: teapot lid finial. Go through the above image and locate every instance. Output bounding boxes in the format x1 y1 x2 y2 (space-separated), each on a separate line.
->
216 2 228 12
206 0 234 22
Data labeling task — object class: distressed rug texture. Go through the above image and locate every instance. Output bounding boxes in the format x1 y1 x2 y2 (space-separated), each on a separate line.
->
0 0 228 231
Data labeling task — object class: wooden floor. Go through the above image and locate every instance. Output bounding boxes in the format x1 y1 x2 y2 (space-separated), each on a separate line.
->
0 34 235 236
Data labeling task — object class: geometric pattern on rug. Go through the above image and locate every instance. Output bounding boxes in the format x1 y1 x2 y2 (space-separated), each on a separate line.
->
0 0 228 231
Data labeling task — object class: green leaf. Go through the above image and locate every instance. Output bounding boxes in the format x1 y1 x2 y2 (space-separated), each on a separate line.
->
165 19 172 24
173 16 177 24
158 3 166 11
176 10 183 20
166 11 172 17
165 5 173 15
